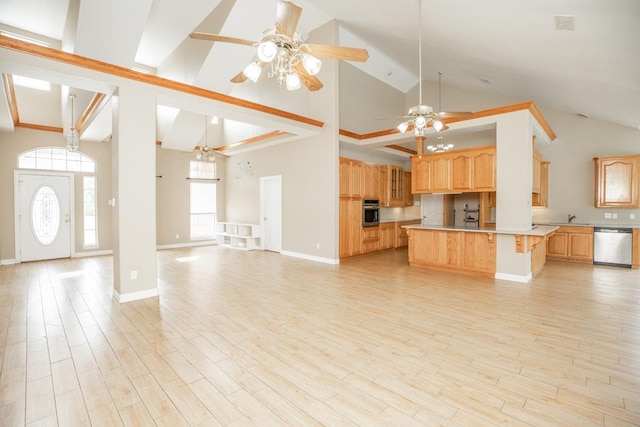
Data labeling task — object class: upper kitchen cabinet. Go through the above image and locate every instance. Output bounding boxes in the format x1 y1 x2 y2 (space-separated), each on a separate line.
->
340 157 364 199
532 161 550 208
363 162 380 199
380 165 405 207
403 171 413 206
411 145 496 194
594 154 640 208
532 148 543 194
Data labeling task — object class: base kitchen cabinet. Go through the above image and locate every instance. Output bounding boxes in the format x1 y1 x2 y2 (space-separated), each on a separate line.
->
361 227 380 254
396 220 421 247
547 226 594 264
379 223 396 250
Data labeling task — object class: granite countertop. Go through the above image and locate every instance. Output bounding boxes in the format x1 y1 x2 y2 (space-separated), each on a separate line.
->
380 217 422 224
403 224 559 236
535 222 640 229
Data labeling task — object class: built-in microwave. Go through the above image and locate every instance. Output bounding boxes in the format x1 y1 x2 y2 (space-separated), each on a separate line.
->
362 199 380 227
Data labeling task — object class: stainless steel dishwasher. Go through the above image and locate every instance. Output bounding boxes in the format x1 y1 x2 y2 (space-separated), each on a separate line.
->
593 227 633 267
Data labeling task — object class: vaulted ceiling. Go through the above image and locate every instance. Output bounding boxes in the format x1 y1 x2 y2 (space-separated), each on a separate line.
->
1 0 638 156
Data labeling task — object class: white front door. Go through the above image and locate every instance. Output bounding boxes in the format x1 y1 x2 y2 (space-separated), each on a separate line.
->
16 172 73 262
260 175 282 252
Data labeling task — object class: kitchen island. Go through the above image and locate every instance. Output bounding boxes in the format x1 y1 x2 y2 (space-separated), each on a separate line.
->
404 224 558 278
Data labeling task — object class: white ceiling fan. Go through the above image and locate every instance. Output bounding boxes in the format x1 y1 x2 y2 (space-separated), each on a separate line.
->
190 0 369 91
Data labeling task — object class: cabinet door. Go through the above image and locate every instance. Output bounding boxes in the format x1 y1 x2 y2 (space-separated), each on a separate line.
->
379 223 395 250
379 167 389 205
473 151 496 191
412 157 432 193
363 163 379 199
533 162 549 207
339 158 351 197
432 157 451 192
389 166 404 206
532 149 542 194
547 232 568 258
595 156 639 208
568 233 593 261
403 172 413 206
451 154 472 191
351 160 365 199
339 199 362 258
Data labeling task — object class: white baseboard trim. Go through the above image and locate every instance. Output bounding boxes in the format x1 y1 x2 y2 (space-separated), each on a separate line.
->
281 250 339 265
0 259 17 266
495 272 532 283
113 287 159 303
157 241 216 250
74 250 113 258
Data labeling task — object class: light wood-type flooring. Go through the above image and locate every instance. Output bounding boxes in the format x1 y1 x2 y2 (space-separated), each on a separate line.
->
1 245 639 426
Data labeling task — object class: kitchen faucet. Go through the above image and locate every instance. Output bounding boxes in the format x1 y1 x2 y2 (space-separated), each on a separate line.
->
568 214 576 223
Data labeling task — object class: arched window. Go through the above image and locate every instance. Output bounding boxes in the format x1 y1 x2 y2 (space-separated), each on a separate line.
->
18 147 98 248
18 147 95 173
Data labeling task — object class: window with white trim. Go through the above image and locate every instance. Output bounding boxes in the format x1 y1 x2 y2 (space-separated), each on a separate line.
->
189 161 217 240
83 176 97 247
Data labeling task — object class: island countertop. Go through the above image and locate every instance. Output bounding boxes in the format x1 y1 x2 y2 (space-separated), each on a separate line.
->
403 224 558 237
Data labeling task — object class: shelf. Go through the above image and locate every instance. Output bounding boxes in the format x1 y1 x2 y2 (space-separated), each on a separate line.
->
216 222 261 250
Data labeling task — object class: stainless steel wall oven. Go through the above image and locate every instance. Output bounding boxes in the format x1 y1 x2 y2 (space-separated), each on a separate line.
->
362 199 380 227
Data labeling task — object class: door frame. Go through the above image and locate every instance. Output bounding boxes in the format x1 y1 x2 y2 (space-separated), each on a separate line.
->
14 170 76 263
260 175 282 252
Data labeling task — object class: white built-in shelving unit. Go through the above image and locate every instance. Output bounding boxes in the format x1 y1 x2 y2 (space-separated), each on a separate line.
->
216 222 261 250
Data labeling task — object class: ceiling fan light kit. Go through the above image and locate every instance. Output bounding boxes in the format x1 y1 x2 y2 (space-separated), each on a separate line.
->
395 0 472 151
190 0 368 92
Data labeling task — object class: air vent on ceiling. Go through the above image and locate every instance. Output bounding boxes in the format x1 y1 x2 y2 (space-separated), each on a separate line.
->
554 15 575 31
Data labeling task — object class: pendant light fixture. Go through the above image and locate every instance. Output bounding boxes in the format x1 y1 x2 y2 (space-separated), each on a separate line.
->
65 94 79 152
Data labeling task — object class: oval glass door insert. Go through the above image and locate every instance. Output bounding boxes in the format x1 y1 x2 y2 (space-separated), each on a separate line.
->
31 185 60 245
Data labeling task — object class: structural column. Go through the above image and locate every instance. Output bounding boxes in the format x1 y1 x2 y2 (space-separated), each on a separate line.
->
111 83 158 302
495 110 534 281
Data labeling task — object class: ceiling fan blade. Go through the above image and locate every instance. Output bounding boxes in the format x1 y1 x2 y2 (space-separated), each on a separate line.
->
190 32 256 47
306 44 369 62
294 63 323 91
437 111 473 119
230 70 249 83
276 0 302 38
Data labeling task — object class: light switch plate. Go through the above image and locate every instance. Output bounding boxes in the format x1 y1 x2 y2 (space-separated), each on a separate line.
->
604 213 612 219
612 213 618 219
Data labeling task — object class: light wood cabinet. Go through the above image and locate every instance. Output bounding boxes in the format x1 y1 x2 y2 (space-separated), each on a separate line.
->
532 148 543 194
340 157 364 199
408 228 496 276
473 150 497 191
594 155 640 208
403 172 413 206
451 153 472 191
547 226 593 264
379 222 396 250
361 227 380 254
532 161 549 207
396 220 421 247
363 162 380 199
411 145 496 194
339 198 362 258
381 165 404 207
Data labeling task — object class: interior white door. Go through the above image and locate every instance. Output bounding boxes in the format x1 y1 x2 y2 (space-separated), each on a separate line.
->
260 175 282 252
17 172 72 262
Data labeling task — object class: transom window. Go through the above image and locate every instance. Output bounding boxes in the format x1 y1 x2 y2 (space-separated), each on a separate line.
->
19 147 95 173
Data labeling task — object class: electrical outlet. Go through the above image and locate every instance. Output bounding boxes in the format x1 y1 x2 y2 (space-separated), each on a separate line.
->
176 234 180 239
612 213 618 219
604 213 612 219
316 243 320 249
130 270 137 280
631 213 636 220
